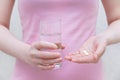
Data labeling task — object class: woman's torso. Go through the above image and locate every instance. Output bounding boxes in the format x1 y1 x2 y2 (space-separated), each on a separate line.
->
11 0 103 80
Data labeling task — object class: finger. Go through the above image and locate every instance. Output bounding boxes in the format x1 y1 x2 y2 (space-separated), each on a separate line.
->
65 52 82 61
70 49 97 63
71 54 97 63
31 51 61 59
34 58 62 65
65 55 72 61
37 64 55 70
95 43 106 59
65 52 75 61
32 41 58 50
55 43 65 49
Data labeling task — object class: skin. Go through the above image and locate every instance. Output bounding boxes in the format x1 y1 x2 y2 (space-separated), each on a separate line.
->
0 0 120 70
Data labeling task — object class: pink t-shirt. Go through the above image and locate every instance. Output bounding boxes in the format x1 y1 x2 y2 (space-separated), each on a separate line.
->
11 0 103 80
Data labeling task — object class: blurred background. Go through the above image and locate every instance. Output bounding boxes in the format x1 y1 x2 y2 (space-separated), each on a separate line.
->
0 0 120 80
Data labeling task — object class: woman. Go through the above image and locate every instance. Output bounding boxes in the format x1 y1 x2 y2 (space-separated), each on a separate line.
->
0 0 120 80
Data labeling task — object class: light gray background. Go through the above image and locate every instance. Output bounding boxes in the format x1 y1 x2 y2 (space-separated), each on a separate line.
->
0 0 120 80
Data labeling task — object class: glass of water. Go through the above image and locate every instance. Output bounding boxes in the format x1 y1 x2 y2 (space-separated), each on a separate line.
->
40 19 62 69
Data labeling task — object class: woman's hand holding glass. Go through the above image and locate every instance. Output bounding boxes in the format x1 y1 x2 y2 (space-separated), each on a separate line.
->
22 41 63 70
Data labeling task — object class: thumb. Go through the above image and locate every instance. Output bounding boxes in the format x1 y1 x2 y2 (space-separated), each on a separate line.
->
94 43 106 60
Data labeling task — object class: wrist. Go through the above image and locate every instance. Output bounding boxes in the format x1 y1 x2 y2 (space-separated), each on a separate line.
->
97 30 116 46
96 32 110 46
102 20 120 45
15 42 31 61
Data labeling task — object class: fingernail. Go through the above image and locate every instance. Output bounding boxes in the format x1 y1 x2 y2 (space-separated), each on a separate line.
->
72 59 76 62
61 46 65 49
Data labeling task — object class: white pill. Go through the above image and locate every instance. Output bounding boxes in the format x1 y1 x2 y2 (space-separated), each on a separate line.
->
83 50 89 56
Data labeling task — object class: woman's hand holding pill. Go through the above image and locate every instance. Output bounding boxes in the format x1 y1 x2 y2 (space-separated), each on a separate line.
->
65 35 108 63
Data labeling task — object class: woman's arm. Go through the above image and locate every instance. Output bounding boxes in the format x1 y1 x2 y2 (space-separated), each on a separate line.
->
0 0 30 58
0 0 14 28
0 0 24 57
102 0 120 45
0 0 62 70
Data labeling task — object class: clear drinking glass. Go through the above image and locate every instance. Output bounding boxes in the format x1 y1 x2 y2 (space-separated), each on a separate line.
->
40 19 62 69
